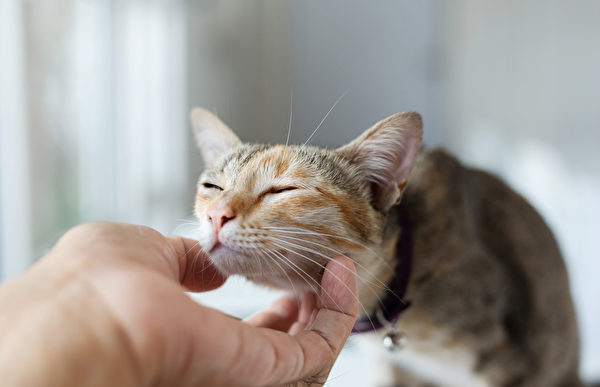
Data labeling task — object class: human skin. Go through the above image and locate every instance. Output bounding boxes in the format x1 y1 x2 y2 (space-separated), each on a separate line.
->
0 223 358 387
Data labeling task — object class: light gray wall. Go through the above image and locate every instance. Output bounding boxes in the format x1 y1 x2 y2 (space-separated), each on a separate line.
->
440 0 600 177
187 0 292 143
187 0 440 156
287 0 440 147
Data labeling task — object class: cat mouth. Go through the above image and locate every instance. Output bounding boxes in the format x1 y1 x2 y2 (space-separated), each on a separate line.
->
205 243 261 276
208 242 238 258
209 240 224 252
207 239 243 257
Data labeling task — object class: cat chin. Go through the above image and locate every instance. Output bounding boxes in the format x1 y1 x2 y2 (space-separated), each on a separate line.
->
205 246 248 275
206 245 269 277
248 274 318 295
205 245 322 293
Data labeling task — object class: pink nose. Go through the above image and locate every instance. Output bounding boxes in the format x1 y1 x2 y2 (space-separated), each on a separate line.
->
207 205 236 235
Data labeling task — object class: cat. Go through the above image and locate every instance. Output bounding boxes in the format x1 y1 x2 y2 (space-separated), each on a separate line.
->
190 107 581 387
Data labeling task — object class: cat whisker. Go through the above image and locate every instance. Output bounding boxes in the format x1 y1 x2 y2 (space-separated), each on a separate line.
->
188 244 218 289
268 249 321 297
245 244 306 294
269 240 376 330
260 245 322 300
269 236 387 315
259 249 303 298
262 226 391 268
173 219 201 235
175 217 200 224
255 226 394 304
271 232 387 282
285 91 293 147
303 90 349 146
271 234 385 289
255 246 265 274
183 239 203 258
268 248 350 323
262 226 396 271
273 233 401 302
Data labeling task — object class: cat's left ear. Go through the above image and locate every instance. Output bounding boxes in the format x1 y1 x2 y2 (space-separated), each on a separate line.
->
190 107 242 167
336 111 423 211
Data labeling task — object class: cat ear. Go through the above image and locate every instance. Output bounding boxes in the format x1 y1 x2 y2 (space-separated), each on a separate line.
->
337 111 423 211
190 107 242 167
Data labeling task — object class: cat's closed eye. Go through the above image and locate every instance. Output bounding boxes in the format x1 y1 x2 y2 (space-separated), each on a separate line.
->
202 182 223 190
267 186 298 195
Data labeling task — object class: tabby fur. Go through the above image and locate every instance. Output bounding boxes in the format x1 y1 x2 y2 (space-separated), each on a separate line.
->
191 107 580 387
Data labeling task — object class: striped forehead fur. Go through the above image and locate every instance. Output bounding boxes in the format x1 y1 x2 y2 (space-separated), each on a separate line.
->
207 143 374 203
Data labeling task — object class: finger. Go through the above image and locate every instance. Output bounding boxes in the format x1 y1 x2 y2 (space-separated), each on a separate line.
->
166 236 227 292
243 256 358 385
244 295 300 331
290 256 358 381
288 292 317 335
298 292 317 323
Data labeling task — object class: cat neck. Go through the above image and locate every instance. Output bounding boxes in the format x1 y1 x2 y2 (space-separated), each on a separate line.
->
354 203 412 325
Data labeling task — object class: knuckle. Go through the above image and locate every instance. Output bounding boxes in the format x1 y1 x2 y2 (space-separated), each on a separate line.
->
61 222 111 241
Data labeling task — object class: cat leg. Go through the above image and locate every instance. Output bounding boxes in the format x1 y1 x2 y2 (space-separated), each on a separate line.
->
374 362 437 387
476 338 582 387
474 340 528 386
391 365 439 387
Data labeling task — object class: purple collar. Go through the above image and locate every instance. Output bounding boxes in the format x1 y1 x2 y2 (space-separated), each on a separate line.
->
351 204 412 333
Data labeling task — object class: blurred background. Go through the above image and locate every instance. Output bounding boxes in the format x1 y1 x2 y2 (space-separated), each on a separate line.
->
1 0 599 385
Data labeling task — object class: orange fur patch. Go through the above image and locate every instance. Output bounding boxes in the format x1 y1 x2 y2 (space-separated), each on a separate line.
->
315 187 372 243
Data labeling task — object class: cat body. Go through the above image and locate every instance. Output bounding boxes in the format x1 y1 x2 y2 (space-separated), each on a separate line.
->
191 108 580 387
366 149 580 387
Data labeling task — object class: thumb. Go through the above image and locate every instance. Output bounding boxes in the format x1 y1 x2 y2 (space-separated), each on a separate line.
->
286 256 358 383
166 236 227 292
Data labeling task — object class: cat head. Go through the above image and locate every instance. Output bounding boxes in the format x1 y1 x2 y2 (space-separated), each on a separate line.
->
191 107 422 295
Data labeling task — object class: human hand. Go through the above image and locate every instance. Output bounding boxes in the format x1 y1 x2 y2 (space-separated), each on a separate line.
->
0 223 358 387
